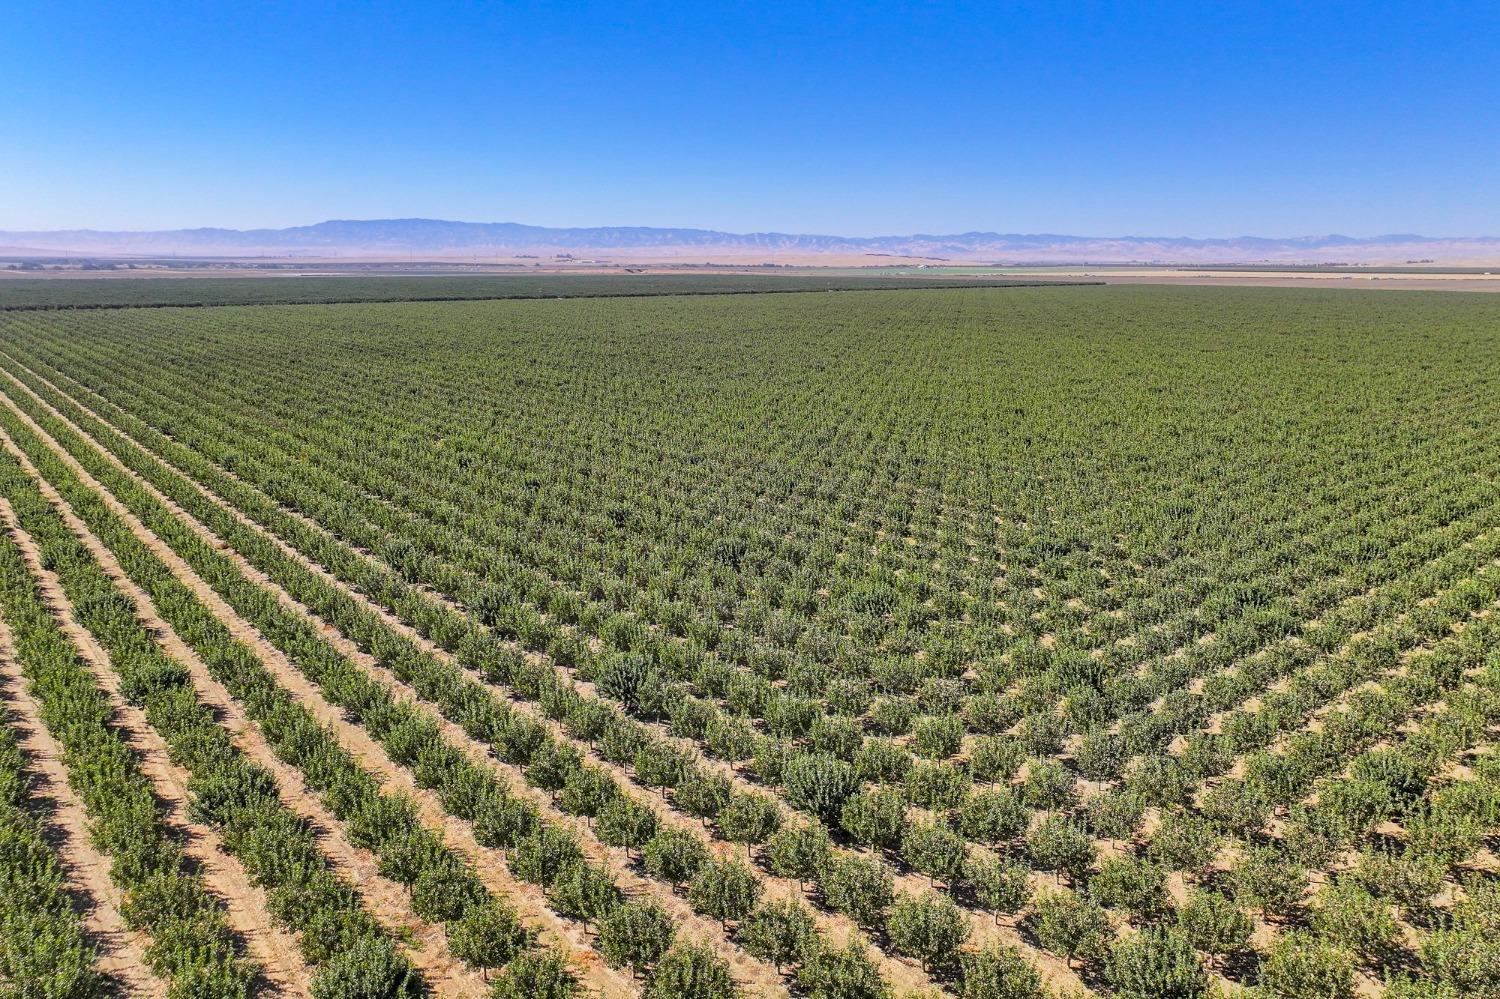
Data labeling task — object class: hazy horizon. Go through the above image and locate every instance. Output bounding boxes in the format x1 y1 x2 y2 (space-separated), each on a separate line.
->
5 217 1500 242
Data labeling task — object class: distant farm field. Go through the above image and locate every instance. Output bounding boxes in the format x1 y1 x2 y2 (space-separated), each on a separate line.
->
0 272 1075 310
0 285 1497 999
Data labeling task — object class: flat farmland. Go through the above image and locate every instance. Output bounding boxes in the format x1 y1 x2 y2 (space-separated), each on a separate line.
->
0 284 1497 999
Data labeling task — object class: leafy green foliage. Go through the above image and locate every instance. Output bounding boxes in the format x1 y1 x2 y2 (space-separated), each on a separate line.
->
885 891 969 972
1026 889 1110 967
1175 890 1252 959
1256 931 1356 999
737 899 816 971
1105 927 1208 999
487 949 579 999
644 939 738 999
599 901 676 976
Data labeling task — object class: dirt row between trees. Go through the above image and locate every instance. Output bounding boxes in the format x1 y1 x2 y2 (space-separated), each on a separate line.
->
0 340 1089 995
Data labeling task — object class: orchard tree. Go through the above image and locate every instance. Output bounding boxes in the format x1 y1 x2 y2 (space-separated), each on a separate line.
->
473 792 538 850
964 855 1030 922
1257 931 1356 999
635 742 691 795
869 696 916 737
765 824 831 889
1349 848 1445 919
1200 781 1270 839
820 854 895 931
959 788 1030 845
1420 921 1500 996
782 753 859 824
751 739 793 786
1087 855 1169 922
1280 808 1348 870
1309 880 1402 968
705 715 757 763
411 864 486 923
810 715 865 758
840 788 907 851
1014 711 1065 758
1026 889 1110 968
886 892 970 973
350 796 421 855
645 940 737 999
1074 731 1128 782
688 858 762 929
738 900 816 972
1175 890 1252 962
796 940 892 999
1233 846 1308 921
900 821 967 887
550 861 622 927
643 828 710 887
558 766 617 821
1085 789 1146 841
963 688 1020 735
1126 755 1192 808
853 738 913 784
495 715 549 767
509 826 583 887
715 793 781 855
765 693 819 739
968 737 1025 785
596 654 666 716
447 901 530 978
488 949 579 999
1021 759 1078 811
596 797 659 859
904 760 970 810
1147 811 1220 879
676 771 733 825
600 901 677 977
1106 927 1208 999
1025 816 1096 883
526 741 583 800
599 716 648 768
958 943 1044 999
309 937 421 999
911 715 964 759
563 698 615 747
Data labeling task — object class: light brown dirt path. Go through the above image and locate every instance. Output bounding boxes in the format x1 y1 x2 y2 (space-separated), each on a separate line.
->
0 497 313 996
0 423 636 997
0 620 165 999
0 371 933 996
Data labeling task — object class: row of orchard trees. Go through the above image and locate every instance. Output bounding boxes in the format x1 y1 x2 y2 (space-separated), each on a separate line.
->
0 706 101 996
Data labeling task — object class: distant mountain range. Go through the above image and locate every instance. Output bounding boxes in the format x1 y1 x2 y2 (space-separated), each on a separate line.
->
4 218 1499 264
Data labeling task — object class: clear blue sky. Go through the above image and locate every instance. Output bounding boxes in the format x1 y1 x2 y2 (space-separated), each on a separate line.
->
3 1 1496 236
